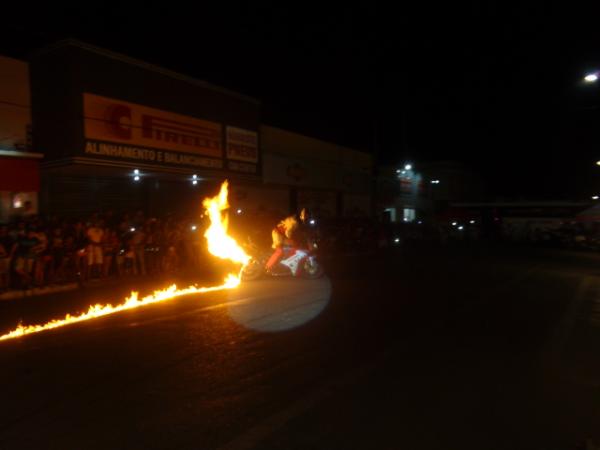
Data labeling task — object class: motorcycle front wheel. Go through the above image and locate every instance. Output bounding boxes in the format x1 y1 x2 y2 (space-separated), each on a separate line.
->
301 257 324 279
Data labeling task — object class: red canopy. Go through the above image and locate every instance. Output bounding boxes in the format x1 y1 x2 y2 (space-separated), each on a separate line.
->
0 157 40 191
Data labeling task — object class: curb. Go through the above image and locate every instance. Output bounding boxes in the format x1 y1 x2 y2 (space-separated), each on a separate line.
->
0 283 79 301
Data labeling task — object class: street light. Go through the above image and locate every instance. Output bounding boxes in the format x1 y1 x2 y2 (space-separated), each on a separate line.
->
592 196 599 200
584 73 598 83
404 163 412 171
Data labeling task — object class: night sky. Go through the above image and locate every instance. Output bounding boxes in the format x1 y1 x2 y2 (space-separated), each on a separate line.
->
2 2 600 199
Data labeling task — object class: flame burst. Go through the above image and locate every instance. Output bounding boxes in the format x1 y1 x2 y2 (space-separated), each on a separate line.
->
203 180 250 268
0 181 249 342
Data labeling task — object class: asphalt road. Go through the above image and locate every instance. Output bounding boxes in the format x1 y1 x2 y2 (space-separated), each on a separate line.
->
0 244 599 450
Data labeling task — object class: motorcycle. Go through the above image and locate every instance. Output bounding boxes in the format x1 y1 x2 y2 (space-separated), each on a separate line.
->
240 238 324 281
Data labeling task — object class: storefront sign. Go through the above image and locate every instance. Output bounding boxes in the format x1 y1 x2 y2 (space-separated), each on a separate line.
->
226 126 258 163
84 93 222 157
82 93 258 174
83 141 224 169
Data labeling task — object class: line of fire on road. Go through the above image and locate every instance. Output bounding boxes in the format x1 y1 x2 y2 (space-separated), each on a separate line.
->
0 181 249 342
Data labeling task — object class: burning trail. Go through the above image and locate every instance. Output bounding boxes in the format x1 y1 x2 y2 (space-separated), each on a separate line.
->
0 277 239 341
0 181 250 342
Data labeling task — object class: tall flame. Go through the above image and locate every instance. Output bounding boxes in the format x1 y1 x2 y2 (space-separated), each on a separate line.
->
0 181 248 342
203 180 250 267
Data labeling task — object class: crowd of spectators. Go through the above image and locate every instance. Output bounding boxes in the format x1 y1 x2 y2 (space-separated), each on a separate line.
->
0 207 494 293
0 211 208 292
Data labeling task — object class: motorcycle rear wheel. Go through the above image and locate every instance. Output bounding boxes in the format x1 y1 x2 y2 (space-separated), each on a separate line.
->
241 259 263 281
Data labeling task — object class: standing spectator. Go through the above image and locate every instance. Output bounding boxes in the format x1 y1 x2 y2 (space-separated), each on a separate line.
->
144 220 160 275
13 228 40 289
63 234 81 281
0 226 13 290
72 221 88 279
49 227 65 283
33 227 49 286
102 229 120 277
189 222 204 269
162 221 180 274
114 221 130 277
86 221 104 279
182 222 198 268
131 226 146 276
122 233 137 276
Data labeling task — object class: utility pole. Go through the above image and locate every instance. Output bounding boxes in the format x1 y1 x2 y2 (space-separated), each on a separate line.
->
371 83 379 219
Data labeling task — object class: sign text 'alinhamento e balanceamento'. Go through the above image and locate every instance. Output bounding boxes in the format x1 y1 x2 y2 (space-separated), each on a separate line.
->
84 141 224 168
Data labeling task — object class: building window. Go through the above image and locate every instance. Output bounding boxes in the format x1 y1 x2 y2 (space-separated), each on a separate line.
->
384 207 397 223
403 208 416 223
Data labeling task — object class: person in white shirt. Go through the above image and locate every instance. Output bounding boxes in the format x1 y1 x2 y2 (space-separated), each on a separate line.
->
86 222 104 279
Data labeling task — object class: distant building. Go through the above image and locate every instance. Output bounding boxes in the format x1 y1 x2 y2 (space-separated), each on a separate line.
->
376 164 427 223
259 126 372 218
0 55 41 223
375 160 483 223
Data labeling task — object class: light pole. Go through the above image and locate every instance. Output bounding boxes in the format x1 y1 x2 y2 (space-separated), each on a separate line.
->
583 73 600 200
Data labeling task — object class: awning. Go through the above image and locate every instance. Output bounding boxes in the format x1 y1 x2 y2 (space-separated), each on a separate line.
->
0 156 40 191
436 206 479 221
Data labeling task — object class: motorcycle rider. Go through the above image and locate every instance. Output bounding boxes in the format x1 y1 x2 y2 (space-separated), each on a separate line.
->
265 209 308 272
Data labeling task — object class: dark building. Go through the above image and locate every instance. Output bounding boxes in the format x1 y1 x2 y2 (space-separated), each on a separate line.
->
374 161 485 224
0 55 40 222
260 125 372 218
26 40 373 220
30 40 261 216
376 164 427 223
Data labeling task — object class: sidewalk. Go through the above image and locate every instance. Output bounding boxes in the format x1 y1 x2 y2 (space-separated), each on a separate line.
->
0 282 79 301
0 274 168 302
0 266 221 304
